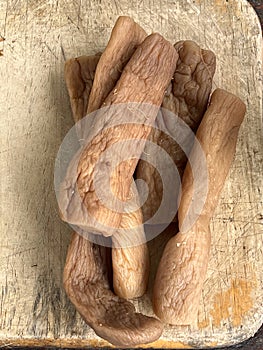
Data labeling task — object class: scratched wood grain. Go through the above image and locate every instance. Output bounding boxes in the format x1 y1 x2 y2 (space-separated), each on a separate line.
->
0 0 262 348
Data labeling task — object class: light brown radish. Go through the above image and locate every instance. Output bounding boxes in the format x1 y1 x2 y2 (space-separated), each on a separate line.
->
153 88 246 325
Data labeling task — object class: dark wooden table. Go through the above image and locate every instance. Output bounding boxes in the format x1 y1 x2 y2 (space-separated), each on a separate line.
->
249 1 263 30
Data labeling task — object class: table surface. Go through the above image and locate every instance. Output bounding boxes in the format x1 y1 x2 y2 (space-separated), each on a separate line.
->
221 3 263 350
195 7 261 349
16 2 263 348
0 1 262 349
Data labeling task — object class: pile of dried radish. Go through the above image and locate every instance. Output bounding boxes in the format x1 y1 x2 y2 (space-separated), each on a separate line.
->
58 16 246 347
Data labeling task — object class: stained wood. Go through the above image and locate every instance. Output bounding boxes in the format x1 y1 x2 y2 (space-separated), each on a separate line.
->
0 0 262 348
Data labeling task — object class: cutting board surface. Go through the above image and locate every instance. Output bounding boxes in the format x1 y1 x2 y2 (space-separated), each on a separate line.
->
0 0 262 348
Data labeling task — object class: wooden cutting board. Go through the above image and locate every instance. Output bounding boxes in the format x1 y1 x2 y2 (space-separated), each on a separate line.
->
0 0 262 348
